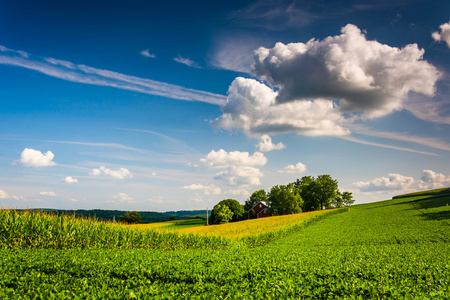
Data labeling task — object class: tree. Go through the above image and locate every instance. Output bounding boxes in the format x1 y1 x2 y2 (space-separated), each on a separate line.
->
294 176 320 212
314 175 339 210
119 211 142 224
341 191 354 206
211 204 233 224
210 199 245 224
267 184 303 215
244 189 268 211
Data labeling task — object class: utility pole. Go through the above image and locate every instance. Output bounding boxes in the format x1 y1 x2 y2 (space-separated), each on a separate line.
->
206 207 209 226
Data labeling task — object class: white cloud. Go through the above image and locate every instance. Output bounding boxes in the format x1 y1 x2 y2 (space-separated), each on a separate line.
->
140 49 156 58
0 45 225 105
432 21 450 48
173 56 201 68
213 77 349 137
253 24 440 119
196 149 267 168
279 162 307 173
215 166 263 186
0 189 24 201
148 197 164 204
17 148 56 167
40 191 56 197
0 189 9 199
227 189 251 197
192 149 266 187
353 173 414 192
90 166 133 179
182 184 222 195
258 134 285 152
419 170 450 190
113 193 135 203
64 176 78 184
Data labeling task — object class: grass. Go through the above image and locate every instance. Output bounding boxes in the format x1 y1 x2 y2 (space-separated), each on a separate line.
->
0 188 449 298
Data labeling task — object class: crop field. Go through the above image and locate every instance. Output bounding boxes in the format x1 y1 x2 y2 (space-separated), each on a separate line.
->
1 188 449 299
128 218 206 232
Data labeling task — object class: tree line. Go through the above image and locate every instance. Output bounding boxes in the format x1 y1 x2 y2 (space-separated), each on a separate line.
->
210 175 354 224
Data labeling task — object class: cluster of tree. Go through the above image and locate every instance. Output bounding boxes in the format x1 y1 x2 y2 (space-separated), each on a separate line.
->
30 209 206 223
209 199 245 224
119 211 142 224
244 175 354 217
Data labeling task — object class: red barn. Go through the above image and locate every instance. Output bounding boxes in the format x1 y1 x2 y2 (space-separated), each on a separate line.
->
248 201 272 219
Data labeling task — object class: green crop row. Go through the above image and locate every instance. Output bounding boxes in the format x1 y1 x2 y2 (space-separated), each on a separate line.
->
0 210 235 250
0 208 347 251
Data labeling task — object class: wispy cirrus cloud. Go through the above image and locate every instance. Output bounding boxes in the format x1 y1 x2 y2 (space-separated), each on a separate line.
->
348 124 450 152
140 49 156 58
173 55 202 68
0 46 225 105
338 135 439 157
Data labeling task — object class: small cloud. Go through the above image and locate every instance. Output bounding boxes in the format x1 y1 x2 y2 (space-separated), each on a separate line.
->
90 166 132 180
40 191 56 197
279 162 307 173
353 173 414 192
0 189 9 199
258 134 285 152
16 148 56 167
228 189 250 197
113 193 135 203
148 197 163 204
70 198 79 202
432 21 450 48
419 170 450 189
195 149 267 168
140 49 156 58
173 55 201 68
64 176 78 184
215 166 263 186
182 184 222 195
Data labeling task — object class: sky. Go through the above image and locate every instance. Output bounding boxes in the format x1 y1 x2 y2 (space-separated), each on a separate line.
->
0 0 449 212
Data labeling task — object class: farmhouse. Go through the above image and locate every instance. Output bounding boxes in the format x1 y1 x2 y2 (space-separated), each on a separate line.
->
248 201 273 219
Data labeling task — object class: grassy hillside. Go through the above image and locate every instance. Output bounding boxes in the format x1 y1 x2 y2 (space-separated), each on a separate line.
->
1 188 449 298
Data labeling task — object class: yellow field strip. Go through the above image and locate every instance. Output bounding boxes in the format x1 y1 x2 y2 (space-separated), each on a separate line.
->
179 210 331 238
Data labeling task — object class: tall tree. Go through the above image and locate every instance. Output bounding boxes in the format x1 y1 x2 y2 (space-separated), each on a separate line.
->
268 184 303 215
341 191 355 207
314 175 339 210
294 176 320 212
211 204 233 224
210 199 244 224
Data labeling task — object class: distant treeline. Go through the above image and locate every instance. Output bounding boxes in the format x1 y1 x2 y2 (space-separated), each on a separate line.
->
22 209 206 223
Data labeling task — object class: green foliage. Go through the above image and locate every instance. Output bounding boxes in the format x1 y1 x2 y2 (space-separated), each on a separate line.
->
267 184 303 215
25 208 206 223
210 199 244 224
0 210 234 250
294 175 349 211
211 204 233 224
244 189 268 211
119 211 142 224
1 190 449 299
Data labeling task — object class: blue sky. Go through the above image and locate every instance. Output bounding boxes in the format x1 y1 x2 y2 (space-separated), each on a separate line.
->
1 0 449 211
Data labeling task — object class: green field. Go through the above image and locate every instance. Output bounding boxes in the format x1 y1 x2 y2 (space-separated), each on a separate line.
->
1 189 449 299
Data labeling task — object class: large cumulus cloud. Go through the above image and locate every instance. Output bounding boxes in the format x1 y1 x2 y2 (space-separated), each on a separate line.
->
252 24 440 119
213 24 440 137
213 77 349 136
